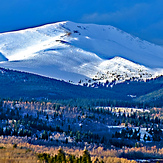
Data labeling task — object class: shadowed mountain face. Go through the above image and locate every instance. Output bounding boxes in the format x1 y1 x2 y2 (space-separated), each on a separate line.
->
0 52 8 62
0 67 162 106
0 21 162 85
0 67 124 100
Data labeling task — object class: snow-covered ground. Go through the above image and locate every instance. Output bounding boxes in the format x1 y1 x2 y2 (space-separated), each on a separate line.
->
96 106 150 114
0 21 163 84
107 125 152 142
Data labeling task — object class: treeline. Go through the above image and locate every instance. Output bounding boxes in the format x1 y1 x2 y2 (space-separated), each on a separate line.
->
38 148 93 163
0 106 63 138
37 148 136 163
55 98 152 109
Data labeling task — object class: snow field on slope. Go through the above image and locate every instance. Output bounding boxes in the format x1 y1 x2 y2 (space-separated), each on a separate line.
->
0 21 162 84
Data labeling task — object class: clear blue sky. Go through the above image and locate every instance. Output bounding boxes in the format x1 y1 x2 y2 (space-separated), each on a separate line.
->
0 0 163 45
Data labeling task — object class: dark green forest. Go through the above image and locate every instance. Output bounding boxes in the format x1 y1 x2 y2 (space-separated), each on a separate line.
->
0 67 162 107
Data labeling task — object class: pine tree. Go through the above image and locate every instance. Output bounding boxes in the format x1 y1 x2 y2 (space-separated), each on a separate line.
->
143 134 146 141
81 149 91 163
147 135 150 141
57 148 66 163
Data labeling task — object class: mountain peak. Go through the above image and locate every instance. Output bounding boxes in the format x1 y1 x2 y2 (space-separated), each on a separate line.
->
0 21 162 84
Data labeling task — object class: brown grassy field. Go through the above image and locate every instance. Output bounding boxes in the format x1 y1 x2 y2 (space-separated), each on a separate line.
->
0 140 137 163
0 147 38 163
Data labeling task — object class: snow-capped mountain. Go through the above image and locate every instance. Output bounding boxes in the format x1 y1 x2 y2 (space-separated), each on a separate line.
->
0 21 163 85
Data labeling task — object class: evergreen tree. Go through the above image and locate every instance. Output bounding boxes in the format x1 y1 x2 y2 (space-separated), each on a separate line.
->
82 149 91 163
143 134 146 141
57 148 66 163
147 135 151 141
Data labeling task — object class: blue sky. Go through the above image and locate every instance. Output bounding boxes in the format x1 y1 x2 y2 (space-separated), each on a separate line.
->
0 0 163 45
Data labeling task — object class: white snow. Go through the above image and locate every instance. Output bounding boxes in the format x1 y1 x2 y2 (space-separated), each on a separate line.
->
0 21 162 83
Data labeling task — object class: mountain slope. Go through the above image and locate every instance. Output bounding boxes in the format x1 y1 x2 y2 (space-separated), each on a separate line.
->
0 21 162 84
0 67 162 107
0 67 124 100
134 88 163 106
0 52 8 62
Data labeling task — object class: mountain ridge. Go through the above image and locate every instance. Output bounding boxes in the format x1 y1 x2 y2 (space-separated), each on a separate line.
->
0 21 162 84
0 67 162 106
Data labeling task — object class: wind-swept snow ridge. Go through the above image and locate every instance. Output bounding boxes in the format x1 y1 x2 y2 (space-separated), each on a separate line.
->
0 21 162 84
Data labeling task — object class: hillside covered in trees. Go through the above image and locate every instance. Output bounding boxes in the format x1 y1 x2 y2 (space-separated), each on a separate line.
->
0 67 162 107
